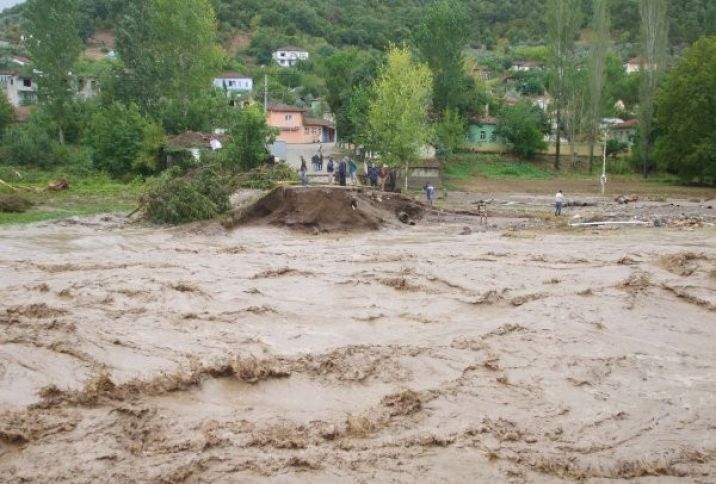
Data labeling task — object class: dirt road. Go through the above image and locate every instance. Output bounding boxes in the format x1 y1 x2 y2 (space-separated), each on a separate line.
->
1 210 715 482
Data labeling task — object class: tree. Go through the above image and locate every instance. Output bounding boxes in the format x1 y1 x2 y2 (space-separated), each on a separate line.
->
415 0 470 114
113 0 223 130
587 0 610 172
654 36 716 184
321 47 378 143
638 0 668 177
224 104 277 171
546 0 582 170
496 100 548 159
0 94 15 137
25 0 83 144
368 45 433 186
85 102 155 177
565 68 589 167
434 109 466 158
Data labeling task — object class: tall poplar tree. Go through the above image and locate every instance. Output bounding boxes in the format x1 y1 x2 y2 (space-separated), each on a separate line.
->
415 0 470 114
546 0 582 170
25 0 83 144
638 0 668 177
587 0 610 172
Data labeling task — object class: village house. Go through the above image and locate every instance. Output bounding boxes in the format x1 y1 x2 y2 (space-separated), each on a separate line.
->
510 60 544 72
272 47 309 68
609 119 639 146
624 57 641 74
467 116 502 146
267 103 336 144
76 76 100 100
0 70 37 106
212 72 253 94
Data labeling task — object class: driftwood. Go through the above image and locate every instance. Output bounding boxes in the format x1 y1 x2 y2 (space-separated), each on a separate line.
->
615 194 639 205
0 178 41 193
47 176 70 192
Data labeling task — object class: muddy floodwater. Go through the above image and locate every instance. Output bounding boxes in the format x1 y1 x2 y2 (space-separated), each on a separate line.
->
1 212 715 482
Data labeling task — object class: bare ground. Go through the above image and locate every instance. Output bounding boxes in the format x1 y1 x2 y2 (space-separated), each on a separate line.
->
1 191 715 483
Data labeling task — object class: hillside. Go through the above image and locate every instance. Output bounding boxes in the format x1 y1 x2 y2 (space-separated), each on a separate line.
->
1 0 713 64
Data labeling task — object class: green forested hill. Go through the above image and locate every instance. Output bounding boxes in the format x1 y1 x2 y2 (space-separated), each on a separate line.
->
1 0 713 60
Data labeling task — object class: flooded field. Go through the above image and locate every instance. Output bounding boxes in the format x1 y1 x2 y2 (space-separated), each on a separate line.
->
1 194 715 482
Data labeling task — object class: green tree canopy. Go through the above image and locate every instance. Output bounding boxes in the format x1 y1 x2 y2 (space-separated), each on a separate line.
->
496 100 548 159
415 0 470 115
368 45 433 168
25 0 83 143
224 104 277 171
112 0 223 130
654 36 716 184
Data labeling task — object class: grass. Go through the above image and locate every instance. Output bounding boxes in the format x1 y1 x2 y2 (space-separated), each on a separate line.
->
443 154 551 185
0 165 145 225
442 153 716 199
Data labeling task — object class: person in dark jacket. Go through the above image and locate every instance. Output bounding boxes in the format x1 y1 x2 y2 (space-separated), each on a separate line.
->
368 163 378 187
338 158 348 186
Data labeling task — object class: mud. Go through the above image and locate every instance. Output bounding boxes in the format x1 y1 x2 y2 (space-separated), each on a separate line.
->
226 186 426 232
1 194 715 482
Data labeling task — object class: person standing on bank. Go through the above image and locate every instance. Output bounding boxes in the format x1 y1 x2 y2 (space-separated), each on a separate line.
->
424 181 435 206
348 158 358 186
326 156 335 184
555 190 565 216
338 158 348 187
300 158 309 186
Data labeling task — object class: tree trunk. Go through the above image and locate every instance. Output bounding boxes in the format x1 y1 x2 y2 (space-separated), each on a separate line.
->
588 132 595 174
554 106 561 170
58 127 65 145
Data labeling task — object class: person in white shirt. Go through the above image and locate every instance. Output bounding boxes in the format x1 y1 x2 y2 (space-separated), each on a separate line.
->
555 190 565 216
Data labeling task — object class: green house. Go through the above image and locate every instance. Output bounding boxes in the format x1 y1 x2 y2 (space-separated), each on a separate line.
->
467 116 502 146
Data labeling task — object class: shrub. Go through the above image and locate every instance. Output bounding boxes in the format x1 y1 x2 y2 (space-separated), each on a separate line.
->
4 112 56 166
0 193 33 213
143 166 231 224
85 102 164 178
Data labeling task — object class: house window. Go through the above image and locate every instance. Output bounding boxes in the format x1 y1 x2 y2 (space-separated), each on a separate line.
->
228 80 234 87
285 114 293 121
480 130 487 140
490 132 497 142
23 78 31 88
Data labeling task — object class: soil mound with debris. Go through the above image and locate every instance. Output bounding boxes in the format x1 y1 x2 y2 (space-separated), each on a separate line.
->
225 186 426 232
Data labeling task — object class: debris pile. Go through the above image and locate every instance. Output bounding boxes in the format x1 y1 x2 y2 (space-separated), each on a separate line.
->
225 186 426 232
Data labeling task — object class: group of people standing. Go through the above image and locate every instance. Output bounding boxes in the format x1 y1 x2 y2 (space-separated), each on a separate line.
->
299 152 358 187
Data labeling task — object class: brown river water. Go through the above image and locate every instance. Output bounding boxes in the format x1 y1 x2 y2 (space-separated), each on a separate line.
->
1 213 715 482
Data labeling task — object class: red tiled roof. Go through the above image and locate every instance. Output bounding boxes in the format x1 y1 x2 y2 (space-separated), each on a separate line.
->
216 71 251 80
477 116 498 125
267 103 307 113
612 119 639 129
303 117 334 128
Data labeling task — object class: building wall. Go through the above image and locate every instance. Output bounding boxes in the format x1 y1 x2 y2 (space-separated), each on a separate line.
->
272 50 309 67
269 110 310 143
212 77 253 92
4 75 37 107
467 124 500 145
611 128 637 146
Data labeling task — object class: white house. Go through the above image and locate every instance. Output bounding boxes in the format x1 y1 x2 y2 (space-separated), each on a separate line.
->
0 70 37 106
510 60 544 72
624 57 641 74
272 47 309 67
212 72 253 93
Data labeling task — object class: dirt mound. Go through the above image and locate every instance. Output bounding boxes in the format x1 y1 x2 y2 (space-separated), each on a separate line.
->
225 186 426 232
